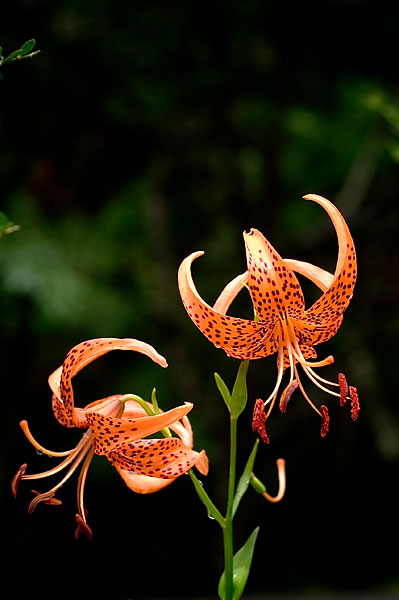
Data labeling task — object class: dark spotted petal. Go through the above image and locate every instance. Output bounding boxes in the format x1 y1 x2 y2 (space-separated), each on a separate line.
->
243 229 305 323
300 195 357 344
178 251 274 359
48 338 167 428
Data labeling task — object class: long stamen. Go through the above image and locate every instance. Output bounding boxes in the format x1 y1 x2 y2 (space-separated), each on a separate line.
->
308 368 340 389
293 363 321 416
302 365 342 399
19 420 76 457
263 323 285 407
21 432 91 482
285 317 334 368
76 447 95 530
290 343 334 368
28 433 93 513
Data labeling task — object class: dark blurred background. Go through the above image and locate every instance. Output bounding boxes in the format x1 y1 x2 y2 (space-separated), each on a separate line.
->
1 1 398 599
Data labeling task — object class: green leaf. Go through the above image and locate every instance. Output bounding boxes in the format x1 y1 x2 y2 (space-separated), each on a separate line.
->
20 39 36 55
214 372 232 411
232 440 259 517
218 527 260 600
230 360 249 418
1 39 39 66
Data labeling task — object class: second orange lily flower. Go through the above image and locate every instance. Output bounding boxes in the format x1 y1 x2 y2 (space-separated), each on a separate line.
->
12 338 208 539
178 194 360 440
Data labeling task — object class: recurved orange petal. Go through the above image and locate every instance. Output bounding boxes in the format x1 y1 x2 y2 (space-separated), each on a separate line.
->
87 402 194 454
178 251 271 359
49 338 168 428
213 271 249 314
298 194 357 344
283 259 334 293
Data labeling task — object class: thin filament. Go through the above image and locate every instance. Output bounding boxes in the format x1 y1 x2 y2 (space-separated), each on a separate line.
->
305 367 340 388
45 433 93 495
264 347 284 406
20 420 74 457
264 324 285 407
293 363 321 416
285 318 333 368
302 365 342 399
21 433 91 481
76 447 95 522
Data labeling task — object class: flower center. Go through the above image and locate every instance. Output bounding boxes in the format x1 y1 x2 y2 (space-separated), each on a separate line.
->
13 397 128 540
254 315 359 439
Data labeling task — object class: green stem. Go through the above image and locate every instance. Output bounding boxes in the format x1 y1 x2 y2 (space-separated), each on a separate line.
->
223 415 238 600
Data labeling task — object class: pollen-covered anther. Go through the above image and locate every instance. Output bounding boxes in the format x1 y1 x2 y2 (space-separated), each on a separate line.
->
75 513 93 541
31 489 62 506
349 386 360 421
279 380 299 413
28 490 62 513
320 405 330 438
338 373 348 406
11 463 27 498
252 399 270 444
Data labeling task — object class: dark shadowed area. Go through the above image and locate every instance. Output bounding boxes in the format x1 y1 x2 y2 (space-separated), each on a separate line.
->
1 1 398 599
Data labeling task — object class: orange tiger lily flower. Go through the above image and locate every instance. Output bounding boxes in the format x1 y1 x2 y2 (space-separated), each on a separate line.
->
178 194 359 440
12 338 208 539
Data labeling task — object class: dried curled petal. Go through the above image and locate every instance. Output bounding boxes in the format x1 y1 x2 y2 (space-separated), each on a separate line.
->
320 405 330 438
349 386 360 421
252 399 270 444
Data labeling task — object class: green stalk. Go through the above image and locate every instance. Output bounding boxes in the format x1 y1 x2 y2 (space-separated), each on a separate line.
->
223 414 238 600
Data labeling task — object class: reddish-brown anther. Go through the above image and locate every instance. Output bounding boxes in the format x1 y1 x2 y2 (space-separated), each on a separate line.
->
30 489 62 507
28 490 62 513
252 399 270 444
279 380 299 413
338 373 348 406
320 405 330 438
11 463 27 498
75 513 93 542
349 386 360 421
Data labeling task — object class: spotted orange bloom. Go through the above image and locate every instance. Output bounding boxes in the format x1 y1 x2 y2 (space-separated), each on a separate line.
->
178 194 359 439
12 338 208 539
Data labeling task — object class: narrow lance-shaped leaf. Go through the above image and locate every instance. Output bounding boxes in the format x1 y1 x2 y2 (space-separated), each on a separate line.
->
214 372 232 411
218 527 260 600
230 360 249 419
232 440 259 517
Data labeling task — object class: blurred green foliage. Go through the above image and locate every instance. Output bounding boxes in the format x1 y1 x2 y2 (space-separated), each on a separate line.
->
1 1 398 599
